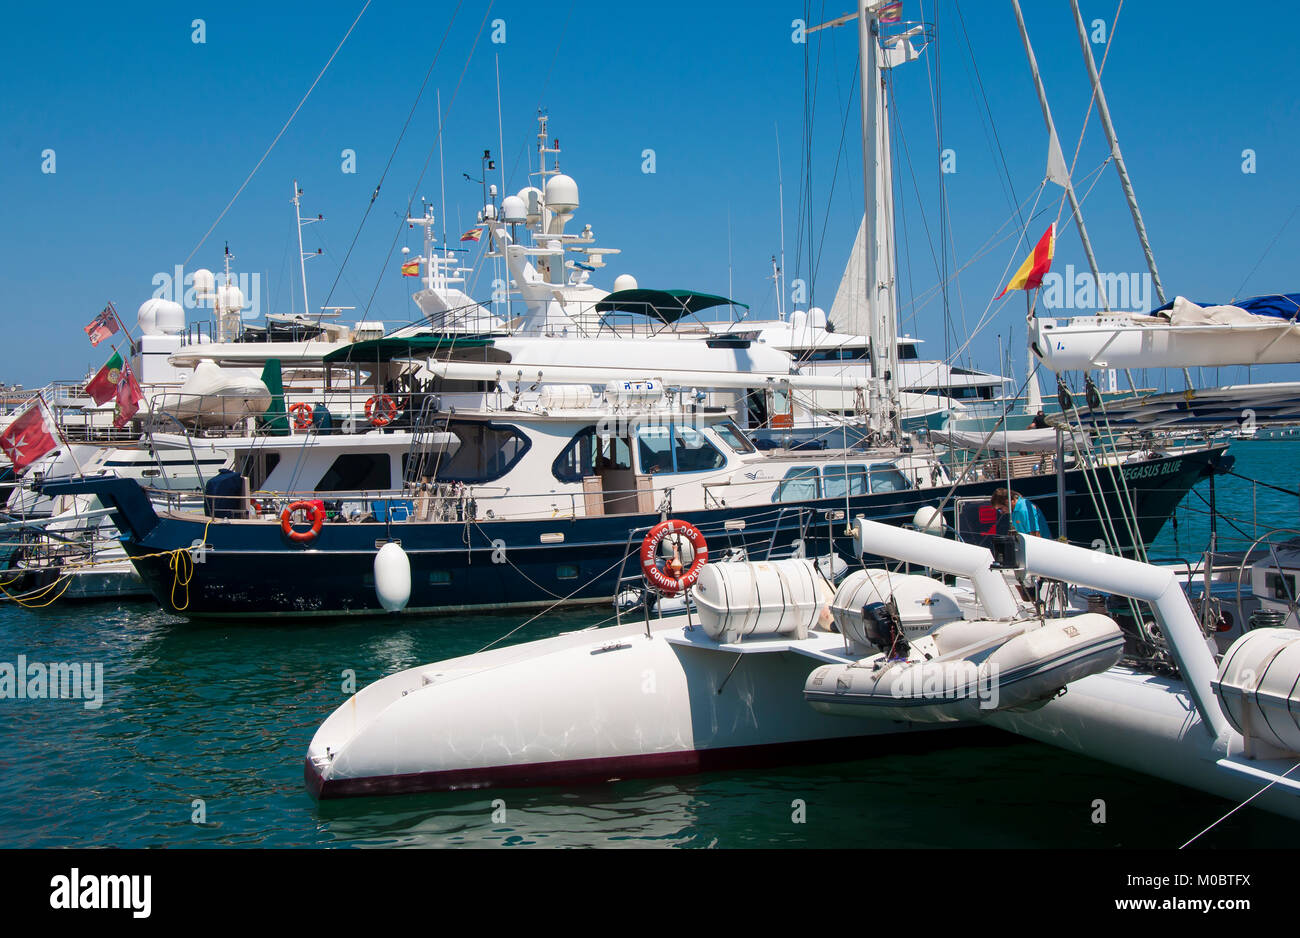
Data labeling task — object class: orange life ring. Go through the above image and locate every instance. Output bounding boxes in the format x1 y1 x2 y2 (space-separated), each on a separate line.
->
366 394 398 427
281 500 324 543
289 402 314 429
640 519 708 596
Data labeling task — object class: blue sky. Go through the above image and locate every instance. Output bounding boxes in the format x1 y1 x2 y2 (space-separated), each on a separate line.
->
1 0 1297 391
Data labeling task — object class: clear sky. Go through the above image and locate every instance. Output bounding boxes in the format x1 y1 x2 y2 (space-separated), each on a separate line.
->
1 0 1297 391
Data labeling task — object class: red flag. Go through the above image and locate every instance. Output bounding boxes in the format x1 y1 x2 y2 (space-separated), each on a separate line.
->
112 361 143 429
85 307 120 347
85 350 124 405
0 402 59 472
460 227 483 242
879 1 903 23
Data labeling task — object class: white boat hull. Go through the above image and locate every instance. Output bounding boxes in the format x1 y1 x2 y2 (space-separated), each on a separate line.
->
305 616 952 798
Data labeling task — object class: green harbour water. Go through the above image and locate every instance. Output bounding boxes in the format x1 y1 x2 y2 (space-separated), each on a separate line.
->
3 441 1300 849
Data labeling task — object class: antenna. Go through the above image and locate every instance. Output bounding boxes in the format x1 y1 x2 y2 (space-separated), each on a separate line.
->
292 180 323 317
775 121 786 320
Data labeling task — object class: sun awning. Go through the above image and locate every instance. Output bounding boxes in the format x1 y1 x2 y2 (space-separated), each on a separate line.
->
594 289 748 324
322 335 494 364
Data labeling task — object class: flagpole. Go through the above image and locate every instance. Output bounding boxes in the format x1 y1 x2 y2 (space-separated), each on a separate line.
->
106 302 137 356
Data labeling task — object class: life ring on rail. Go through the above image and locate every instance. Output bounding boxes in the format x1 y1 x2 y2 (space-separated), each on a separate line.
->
281 501 325 543
640 519 708 596
288 402 314 429
366 395 398 427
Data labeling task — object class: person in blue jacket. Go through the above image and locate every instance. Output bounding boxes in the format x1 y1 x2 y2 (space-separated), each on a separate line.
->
992 488 1051 537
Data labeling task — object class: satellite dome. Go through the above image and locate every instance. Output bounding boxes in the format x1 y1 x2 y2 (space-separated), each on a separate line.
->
517 187 543 224
807 307 828 329
153 299 185 335
192 268 216 298
216 283 245 312
544 174 579 214
501 195 527 224
613 274 638 293
137 298 162 336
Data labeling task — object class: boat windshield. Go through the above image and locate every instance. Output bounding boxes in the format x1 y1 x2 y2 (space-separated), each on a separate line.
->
426 421 531 484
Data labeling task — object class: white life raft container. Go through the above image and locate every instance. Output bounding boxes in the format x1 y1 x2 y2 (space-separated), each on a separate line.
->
691 558 833 645
1212 627 1300 755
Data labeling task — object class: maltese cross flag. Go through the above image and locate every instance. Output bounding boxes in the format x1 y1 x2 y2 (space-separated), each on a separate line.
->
0 401 59 472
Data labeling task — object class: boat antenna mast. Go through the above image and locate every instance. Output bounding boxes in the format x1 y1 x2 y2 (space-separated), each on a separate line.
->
292 180 323 318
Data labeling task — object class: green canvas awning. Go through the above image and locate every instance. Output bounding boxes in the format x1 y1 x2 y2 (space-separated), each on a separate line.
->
322 335 494 364
594 289 748 324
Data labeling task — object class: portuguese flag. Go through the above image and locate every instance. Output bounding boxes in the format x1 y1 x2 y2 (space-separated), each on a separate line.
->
996 223 1056 299
85 350 124 405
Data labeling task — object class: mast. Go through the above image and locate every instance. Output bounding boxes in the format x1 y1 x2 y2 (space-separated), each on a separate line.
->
1068 0 1166 307
856 3 888 440
1010 0 1111 313
292 180 322 318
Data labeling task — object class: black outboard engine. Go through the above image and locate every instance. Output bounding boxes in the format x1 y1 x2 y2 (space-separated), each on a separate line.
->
863 599 907 659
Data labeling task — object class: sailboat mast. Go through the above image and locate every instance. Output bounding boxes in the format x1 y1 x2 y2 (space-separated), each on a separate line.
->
1068 0 1166 307
856 1 896 442
1010 0 1111 313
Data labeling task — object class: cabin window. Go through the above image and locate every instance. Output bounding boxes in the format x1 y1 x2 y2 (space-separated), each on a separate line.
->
636 424 726 474
432 421 531 484
318 453 392 492
822 464 868 499
553 427 632 483
868 466 911 493
772 467 820 502
714 420 757 455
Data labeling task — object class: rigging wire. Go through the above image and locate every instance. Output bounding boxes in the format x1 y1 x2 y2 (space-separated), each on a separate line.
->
317 0 469 319
184 1 372 266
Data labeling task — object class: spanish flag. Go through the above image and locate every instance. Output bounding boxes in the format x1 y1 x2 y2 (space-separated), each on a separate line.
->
996 223 1056 299
401 258 419 277
460 227 483 242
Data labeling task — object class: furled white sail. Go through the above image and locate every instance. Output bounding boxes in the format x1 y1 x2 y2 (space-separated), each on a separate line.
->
828 215 870 338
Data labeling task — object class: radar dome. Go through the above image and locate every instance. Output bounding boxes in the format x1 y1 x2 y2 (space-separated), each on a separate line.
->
153 299 185 335
807 307 828 329
517 187 543 224
192 268 216 299
613 274 638 293
501 195 527 224
544 174 579 214
216 283 245 312
137 298 162 336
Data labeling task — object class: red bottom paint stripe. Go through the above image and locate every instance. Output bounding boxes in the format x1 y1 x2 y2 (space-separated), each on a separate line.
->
305 726 1001 799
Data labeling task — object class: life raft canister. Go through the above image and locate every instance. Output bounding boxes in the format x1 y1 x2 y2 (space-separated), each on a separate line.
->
281 500 325 543
640 519 708 596
288 402 314 429
366 395 398 427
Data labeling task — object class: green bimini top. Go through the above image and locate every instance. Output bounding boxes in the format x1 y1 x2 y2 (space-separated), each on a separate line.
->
593 289 748 324
322 335 495 364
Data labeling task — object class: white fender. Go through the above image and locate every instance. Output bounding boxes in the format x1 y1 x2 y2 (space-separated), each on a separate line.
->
374 542 412 612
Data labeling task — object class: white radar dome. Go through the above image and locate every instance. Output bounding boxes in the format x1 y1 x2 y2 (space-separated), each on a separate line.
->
216 283 245 312
544 174 579 214
501 195 526 223
137 298 162 336
517 187 543 224
192 268 216 298
807 307 828 329
613 274 639 293
153 299 185 335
